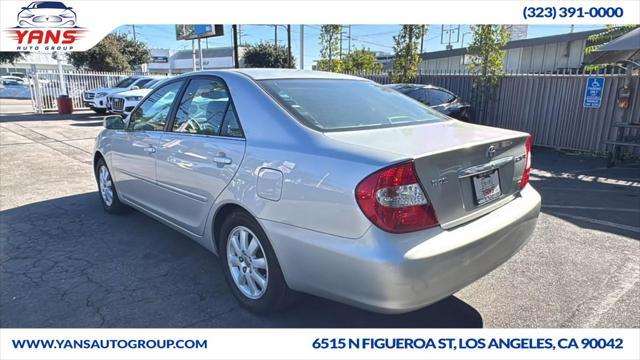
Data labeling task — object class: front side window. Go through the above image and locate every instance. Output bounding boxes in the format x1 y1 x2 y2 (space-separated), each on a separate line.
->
260 79 447 131
172 78 232 136
128 81 183 132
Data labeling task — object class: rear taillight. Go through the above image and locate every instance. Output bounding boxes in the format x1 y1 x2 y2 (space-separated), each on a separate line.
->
355 161 438 233
520 135 532 189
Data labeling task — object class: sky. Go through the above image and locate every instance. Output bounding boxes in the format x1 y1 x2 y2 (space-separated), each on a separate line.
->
114 24 606 69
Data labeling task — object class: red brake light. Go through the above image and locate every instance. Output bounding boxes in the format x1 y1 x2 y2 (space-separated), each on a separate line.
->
355 161 438 233
520 135 532 189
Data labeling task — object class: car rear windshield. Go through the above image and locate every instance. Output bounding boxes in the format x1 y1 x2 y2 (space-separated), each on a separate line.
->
259 79 447 131
115 77 137 88
142 79 160 89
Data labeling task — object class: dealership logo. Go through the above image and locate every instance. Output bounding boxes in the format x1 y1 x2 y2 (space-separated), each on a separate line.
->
6 1 85 51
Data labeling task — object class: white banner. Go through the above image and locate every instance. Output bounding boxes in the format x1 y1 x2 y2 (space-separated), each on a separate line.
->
1 328 639 360
1 0 639 52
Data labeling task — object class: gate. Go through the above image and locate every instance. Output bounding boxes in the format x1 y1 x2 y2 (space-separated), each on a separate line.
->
29 67 138 113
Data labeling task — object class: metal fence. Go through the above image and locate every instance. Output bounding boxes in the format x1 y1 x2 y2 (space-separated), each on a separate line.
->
355 70 639 154
18 67 640 154
28 67 141 113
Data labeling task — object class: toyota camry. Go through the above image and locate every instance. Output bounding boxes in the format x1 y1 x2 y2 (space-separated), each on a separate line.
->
94 69 541 314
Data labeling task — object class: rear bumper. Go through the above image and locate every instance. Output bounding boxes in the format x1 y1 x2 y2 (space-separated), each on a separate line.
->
262 184 541 314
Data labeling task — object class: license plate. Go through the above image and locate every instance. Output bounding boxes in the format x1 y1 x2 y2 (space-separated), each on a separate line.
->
473 169 502 205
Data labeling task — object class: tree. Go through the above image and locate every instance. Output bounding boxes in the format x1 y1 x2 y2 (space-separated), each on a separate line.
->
317 25 342 72
243 42 295 68
466 25 509 122
343 48 383 73
584 25 639 70
67 33 150 72
391 25 426 83
0 52 25 65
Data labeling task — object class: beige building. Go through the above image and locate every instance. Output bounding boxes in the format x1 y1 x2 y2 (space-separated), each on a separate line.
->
377 29 602 74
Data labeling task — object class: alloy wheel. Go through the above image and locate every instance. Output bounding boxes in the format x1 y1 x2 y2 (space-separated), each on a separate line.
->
226 226 269 299
98 165 114 207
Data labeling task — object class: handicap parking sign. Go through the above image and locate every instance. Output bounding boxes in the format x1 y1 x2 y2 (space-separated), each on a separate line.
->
583 77 605 108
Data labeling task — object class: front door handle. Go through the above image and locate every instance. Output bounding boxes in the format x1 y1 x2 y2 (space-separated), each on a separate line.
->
143 146 156 154
213 155 232 165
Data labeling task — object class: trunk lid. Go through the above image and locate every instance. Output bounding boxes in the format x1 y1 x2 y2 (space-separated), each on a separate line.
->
325 120 530 229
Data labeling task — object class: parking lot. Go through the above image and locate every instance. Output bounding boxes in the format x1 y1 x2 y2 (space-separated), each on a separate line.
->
0 108 638 328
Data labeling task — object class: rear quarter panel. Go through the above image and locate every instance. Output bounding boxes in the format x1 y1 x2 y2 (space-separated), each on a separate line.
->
210 73 403 241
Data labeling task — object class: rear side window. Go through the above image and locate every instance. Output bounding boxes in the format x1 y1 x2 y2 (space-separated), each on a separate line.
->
221 103 243 138
172 78 232 136
424 89 455 105
260 79 446 131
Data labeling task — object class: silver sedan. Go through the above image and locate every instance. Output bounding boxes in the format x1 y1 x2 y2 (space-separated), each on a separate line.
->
94 69 541 314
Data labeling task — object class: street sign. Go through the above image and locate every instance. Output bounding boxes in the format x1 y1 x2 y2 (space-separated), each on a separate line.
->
583 77 605 108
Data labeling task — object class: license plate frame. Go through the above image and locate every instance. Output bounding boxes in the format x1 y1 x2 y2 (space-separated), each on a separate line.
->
472 169 502 205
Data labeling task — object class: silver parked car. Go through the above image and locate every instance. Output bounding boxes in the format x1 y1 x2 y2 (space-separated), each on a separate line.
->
94 69 541 314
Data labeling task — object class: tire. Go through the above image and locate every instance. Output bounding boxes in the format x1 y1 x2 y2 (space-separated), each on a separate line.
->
219 211 296 313
93 108 107 115
95 158 126 214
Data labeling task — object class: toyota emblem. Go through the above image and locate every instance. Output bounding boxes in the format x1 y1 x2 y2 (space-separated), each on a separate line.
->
487 145 497 158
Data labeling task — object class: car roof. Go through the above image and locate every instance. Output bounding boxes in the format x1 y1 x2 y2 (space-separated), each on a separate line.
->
185 68 367 81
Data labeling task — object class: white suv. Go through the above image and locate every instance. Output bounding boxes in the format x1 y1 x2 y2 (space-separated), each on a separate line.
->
83 76 157 114
106 78 166 116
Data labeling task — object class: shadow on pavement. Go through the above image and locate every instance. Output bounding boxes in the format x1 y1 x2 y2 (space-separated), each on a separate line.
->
70 121 104 127
0 192 482 328
531 147 640 240
0 111 103 123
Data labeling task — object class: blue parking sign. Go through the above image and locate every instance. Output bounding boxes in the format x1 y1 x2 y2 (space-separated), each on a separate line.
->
583 77 605 108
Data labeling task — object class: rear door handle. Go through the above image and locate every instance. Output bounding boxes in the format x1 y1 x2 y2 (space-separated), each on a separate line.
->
213 156 232 165
143 146 156 154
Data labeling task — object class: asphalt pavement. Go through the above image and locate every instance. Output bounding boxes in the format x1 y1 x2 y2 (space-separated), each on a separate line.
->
0 110 638 328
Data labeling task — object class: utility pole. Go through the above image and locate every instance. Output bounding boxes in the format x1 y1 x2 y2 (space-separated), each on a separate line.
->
348 25 351 54
420 25 425 54
274 25 278 47
198 38 203 71
299 25 304 69
339 27 343 59
191 39 196 71
287 24 292 68
131 25 137 41
232 25 240 68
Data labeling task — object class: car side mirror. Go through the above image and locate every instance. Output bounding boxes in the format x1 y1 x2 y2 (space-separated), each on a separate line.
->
130 86 139 90
104 115 125 130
